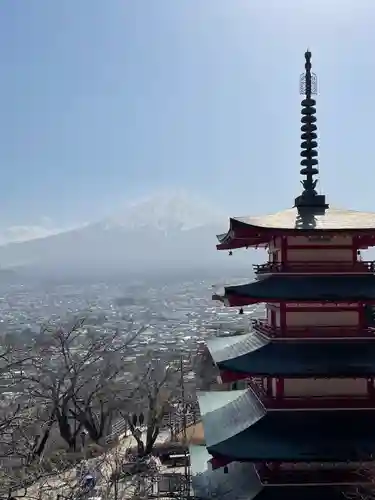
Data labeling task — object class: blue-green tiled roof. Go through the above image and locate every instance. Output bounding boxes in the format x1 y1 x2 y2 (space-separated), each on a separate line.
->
197 390 265 448
207 333 266 363
208 408 375 462
207 332 375 376
198 389 249 416
223 274 375 302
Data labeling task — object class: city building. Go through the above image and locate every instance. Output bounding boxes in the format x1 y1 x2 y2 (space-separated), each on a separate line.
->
190 51 375 499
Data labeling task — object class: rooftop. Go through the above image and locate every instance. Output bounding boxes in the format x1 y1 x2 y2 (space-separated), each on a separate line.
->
217 52 375 248
207 332 375 377
190 445 350 499
234 207 375 231
214 274 375 305
190 445 262 500
198 390 375 461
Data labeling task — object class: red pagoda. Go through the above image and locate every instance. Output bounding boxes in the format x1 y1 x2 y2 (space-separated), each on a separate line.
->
190 51 375 500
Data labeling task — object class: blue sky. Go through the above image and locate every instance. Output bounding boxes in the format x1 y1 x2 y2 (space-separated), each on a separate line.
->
0 0 374 239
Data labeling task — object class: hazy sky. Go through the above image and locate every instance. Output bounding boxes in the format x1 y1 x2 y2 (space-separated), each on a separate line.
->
0 0 374 240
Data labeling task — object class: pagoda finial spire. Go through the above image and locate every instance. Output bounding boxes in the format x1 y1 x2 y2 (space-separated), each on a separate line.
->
295 50 328 212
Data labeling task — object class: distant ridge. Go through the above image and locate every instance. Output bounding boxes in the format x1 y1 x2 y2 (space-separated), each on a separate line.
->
100 191 226 231
0 193 257 274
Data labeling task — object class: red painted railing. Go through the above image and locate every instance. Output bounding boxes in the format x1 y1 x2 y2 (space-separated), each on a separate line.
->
264 395 375 410
251 318 375 338
253 260 375 274
256 464 374 485
246 379 375 410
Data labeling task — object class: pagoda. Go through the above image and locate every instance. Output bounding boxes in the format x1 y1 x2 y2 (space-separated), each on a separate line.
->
190 51 375 500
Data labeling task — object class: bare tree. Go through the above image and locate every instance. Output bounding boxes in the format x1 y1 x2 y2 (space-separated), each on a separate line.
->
191 344 218 391
92 443 160 500
21 318 145 453
118 353 187 458
0 322 195 499
0 337 47 499
4 439 160 500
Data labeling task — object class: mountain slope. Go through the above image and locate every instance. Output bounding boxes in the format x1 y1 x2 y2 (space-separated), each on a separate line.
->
0 194 253 274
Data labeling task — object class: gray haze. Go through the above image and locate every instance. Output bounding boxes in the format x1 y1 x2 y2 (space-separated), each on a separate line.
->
0 194 260 277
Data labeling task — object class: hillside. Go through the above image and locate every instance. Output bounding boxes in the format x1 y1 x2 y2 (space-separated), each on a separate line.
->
0 194 256 275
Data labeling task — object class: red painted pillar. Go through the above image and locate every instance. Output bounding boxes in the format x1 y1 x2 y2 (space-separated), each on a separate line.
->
281 236 287 268
271 308 276 329
367 378 374 399
358 303 365 330
280 302 286 336
266 377 272 397
275 378 284 399
273 463 281 473
352 238 358 264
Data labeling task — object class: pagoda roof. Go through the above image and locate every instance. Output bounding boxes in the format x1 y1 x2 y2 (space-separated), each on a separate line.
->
235 207 375 231
197 389 266 449
198 390 375 461
217 207 375 249
190 446 348 499
214 274 375 305
190 445 262 500
206 332 375 377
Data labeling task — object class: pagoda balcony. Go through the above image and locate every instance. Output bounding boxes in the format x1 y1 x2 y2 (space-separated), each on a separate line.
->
247 383 375 410
252 318 375 338
253 260 375 275
256 464 374 486
263 394 375 410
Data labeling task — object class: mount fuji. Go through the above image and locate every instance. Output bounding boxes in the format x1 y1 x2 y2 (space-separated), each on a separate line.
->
0 193 252 276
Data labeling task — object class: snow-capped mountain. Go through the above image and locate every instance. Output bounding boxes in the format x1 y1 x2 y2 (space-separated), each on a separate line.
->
0 193 251 275
100 192 225 232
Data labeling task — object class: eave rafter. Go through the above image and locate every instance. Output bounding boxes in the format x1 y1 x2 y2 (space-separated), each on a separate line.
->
217 215 375 251
213 274 375 307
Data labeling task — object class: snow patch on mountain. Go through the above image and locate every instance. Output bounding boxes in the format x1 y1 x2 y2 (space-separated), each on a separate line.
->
99 191 226 232
0 192 241 274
